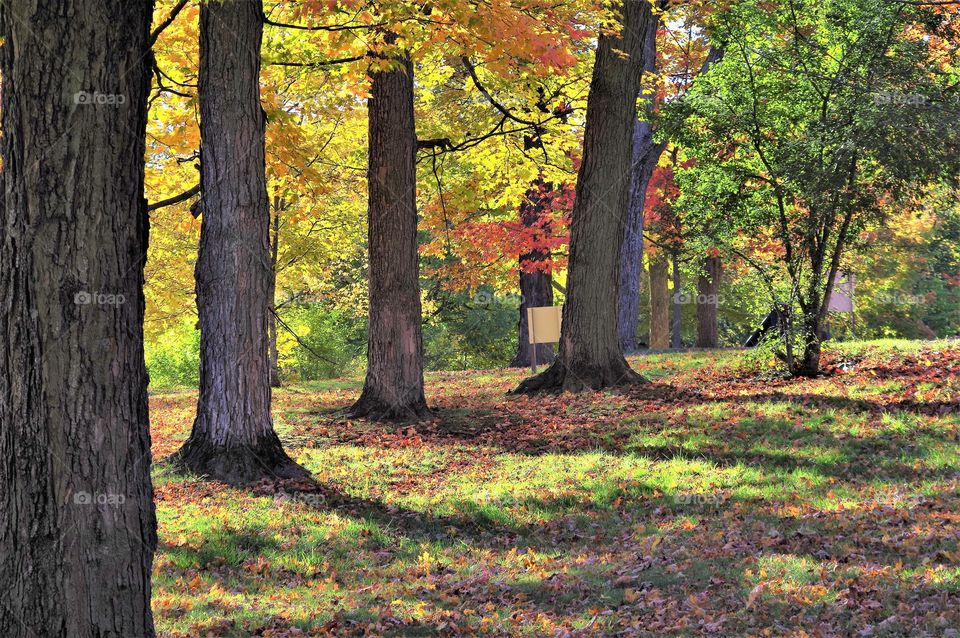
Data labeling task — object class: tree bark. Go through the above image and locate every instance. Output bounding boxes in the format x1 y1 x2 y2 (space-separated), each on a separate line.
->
0 2 156 636
510 184 556 368
671 250 683 349
349 50 430 420
173 0 308 484
648 250 670 349
513 0 651 393
269 197 282 387
618 13 666 353
696 254 722 348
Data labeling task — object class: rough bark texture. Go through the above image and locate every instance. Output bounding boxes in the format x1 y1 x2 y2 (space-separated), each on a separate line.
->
513 0 651 393
648 251 671 350
0 2 157 636
269 199 282 387
696 255 722 348
174 0 308 485
510 185 556 368
618 13 666 354
349 52 430 420
670 251 683 349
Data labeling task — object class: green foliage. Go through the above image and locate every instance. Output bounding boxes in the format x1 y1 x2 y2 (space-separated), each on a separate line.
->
276 306 366 382
146 320 201 389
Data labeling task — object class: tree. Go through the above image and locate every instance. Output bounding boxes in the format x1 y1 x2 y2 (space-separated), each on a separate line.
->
696 253 722 347
0 1 156 635
675 0 960 376
513 0 652 393
173 0 309 483
349 44 431 420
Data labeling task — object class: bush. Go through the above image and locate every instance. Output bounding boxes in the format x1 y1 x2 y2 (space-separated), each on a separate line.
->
146 320 200 389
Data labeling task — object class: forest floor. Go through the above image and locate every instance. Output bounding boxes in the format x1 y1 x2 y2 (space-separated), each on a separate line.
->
150 339 960 637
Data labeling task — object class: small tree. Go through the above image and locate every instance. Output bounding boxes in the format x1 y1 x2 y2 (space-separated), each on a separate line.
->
673 0 960 376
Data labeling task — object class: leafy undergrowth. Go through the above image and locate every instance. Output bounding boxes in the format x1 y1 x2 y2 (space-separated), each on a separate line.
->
151 340 960 637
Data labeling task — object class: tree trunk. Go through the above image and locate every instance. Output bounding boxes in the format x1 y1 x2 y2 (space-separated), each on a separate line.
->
618 12 665 353
511 184 556 368
174 0 308 485
648 250 670 349
513 0 651 393
696 254 722 348
349 50 430 420
671 251 683 349
0 2 156 636
269 197 282 387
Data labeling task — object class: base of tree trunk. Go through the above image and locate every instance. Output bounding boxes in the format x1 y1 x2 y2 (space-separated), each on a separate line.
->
171 430 310 486
347 390 432 422
510 357 647 394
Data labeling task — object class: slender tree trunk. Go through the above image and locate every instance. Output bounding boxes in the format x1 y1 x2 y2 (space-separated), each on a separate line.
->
696 254 722 348
511 184 555 368
0 2 156 636
269 197 282 387
174 0 308 484
648 251 670 349
350 50 430 420
618 12 665 353
513 0 652 393
671 251 683 349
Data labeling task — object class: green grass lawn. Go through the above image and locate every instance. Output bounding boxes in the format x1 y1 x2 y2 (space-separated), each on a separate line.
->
150 339 960 637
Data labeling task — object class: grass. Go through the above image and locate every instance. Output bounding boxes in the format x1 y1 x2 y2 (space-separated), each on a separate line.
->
150 339 960 636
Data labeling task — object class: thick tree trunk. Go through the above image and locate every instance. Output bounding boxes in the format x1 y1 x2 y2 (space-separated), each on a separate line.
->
511 185 556 368
618 13 665 354
671 251 683 349
0 2 157 636
174 0 308 484
513 0 651 393
696 254 722 348
349 51 430 420
648 251 670 349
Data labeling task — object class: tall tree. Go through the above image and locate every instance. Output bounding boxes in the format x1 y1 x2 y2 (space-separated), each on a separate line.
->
511 182 558 368
696 253 722 347
514 0 652 393
618 8 664 353
0 1 156 635
174 0 308 483
648 250 671 349
350 45 430 420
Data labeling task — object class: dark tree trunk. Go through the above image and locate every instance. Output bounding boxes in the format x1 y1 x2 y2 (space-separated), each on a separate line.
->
513 0 651 393
648 251 670 349
511 185 556 368
174 0 308 485
0 2 157 636
696 254 722 348
269 198 282 387
618 13 666 354
671 251 683 349
349 51 430 420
